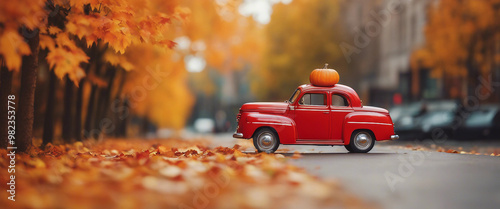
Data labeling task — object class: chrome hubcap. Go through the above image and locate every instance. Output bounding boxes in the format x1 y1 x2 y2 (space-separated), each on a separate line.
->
354 132 372 150
257 132 275 151
262 135 272 146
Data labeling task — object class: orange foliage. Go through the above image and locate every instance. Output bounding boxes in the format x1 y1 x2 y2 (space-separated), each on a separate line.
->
181 0 264 72
0 0 45 70
0 139 371 208
117 44 194 129
411 0 500 90
42 32 89 85
252 0 345 100
0 0 185 84
0 29 32 71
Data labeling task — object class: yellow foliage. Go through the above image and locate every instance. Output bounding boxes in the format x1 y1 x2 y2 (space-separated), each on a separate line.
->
120 44 194 129
65 0 182 54
0 0 45 71
180 0 264 72
44 33 89 84
412 0 500 80
0 29 31 71
253 0 344 100
189 70 216 96
104 50 135 71
0 0 46 30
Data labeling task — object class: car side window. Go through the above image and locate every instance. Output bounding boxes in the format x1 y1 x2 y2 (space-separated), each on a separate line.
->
299 93 326 106
332 94 349 107
289 89 301 103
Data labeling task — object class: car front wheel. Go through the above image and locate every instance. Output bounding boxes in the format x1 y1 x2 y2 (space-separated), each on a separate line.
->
253 128 280 153
347 130 375 153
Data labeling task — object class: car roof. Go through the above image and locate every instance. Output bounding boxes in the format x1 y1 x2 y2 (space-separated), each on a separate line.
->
297 84 362 107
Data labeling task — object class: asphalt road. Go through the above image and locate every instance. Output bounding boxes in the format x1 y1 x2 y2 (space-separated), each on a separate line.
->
204 133 500 209
288 146 500 209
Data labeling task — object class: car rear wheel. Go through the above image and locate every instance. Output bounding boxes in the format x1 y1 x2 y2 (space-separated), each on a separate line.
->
253 128 280 153
347 130 375 153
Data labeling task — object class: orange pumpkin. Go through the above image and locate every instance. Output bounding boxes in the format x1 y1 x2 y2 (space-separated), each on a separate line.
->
309 66 339 87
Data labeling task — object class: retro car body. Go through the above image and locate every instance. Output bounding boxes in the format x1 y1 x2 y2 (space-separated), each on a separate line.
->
233 84 399 153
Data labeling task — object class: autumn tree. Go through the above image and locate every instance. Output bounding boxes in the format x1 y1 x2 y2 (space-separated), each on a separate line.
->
108 46 194 134
411 0 500 100
0 0 184 151
152 0 265 129
252 0 348 100
0 0 46 151
179 0 263 99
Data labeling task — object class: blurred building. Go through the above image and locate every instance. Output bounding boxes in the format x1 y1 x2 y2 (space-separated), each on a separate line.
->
188 67 254 133
341 0 436 107
340 0 381 105
378 0 437 104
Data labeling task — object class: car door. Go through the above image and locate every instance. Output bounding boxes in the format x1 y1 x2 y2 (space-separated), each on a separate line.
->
294 92 330 140
330 93 354 141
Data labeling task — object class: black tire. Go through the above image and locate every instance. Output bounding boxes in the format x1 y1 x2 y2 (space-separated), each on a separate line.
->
253 128 280 153
344 145 353 152
347 130 375 153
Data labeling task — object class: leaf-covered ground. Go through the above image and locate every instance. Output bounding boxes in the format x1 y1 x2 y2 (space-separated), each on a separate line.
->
0 139 373 209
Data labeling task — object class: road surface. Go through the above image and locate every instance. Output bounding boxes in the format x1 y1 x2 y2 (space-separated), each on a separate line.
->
204 133 500 209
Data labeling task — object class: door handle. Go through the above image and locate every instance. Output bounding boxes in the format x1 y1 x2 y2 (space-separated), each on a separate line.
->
323 112 329 114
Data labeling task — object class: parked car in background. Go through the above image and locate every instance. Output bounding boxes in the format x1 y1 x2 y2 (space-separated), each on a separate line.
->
390 102 427 140
419 109 457 140
456 105 500 140
193 118 215 133
391 100 460 140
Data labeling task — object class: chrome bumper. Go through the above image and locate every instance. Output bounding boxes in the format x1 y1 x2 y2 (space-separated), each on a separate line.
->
233 133 244 138
391 135 399 140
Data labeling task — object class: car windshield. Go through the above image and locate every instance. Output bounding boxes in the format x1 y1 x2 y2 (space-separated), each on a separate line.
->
466 109 497 127
288 89 301 103
422 110 454 126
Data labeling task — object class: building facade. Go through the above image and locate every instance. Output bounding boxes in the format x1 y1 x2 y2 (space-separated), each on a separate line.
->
341 0 436 107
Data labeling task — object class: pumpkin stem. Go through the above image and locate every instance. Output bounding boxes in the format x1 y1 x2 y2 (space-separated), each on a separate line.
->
324 63 328 69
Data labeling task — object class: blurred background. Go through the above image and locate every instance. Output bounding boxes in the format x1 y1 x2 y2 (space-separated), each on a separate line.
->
19 0 500 142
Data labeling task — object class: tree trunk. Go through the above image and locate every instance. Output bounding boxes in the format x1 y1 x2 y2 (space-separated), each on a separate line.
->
84 80 97 139
0 61 13 149
75 47 95 141
112 69 126 137
62 75 74 142
16 30 39 152
94 67 116 136
42 70 57 146
84 45 106 139
75 77 84 141
116 97 129 137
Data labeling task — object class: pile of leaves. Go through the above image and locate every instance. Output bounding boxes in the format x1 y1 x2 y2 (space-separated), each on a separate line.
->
0 139 372 209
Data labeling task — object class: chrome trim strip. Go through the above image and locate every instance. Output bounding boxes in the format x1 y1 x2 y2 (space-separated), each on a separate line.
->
330 110 354 112
347 121 393 126
295 109 329 112
248 122 292 126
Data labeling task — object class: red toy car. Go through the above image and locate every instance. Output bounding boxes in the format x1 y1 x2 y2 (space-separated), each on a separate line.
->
233 84 399 153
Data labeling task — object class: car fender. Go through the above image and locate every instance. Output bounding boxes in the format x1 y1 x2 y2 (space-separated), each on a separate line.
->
243 112 297 144
343 112 395 144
